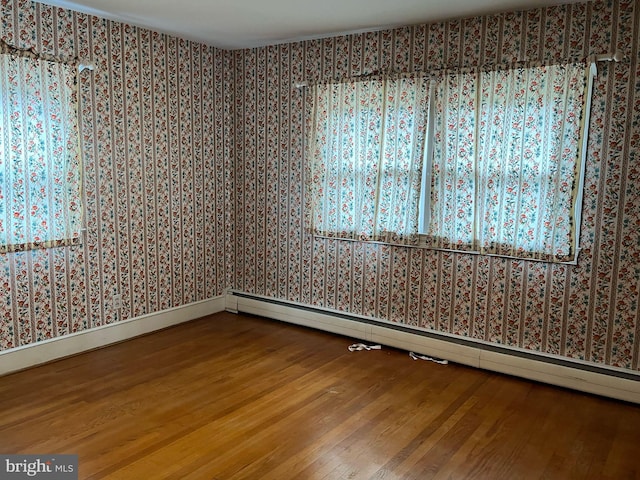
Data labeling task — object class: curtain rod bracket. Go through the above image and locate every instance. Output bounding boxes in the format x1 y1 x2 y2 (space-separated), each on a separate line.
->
593 51 623 63
79 61 96 72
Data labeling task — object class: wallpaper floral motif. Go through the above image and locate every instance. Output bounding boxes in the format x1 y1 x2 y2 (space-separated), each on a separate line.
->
0 0 227 350
2 0 640 375
229 0 640 371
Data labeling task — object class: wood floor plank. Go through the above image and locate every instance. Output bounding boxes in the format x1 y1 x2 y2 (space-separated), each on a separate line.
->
1 312 639 479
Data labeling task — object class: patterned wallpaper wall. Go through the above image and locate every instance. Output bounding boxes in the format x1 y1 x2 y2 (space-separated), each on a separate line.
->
0 0 227 350
230 0 640 371
2 0 640 375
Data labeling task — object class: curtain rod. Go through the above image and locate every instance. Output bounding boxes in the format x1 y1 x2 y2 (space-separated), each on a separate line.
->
294 51 623 89
0 38 95 71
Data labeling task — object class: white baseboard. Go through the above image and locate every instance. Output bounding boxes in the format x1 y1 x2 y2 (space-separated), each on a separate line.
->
0 296 226 376
232 292 640 404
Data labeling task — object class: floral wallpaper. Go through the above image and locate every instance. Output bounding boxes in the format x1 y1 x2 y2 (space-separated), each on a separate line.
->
0 0 228 350
229 0 640 372
2 0 640 375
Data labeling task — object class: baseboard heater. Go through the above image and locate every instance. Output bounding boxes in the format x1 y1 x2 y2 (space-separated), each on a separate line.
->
227 290 640 404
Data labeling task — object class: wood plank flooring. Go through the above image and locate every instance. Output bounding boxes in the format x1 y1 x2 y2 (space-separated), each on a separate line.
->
1 312 639 479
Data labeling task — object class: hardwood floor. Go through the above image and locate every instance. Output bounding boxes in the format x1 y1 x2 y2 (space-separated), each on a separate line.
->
1 312 639 479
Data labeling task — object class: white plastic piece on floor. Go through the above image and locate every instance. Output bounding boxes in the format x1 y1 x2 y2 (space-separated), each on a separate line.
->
348 343 382 352
409 351 449 365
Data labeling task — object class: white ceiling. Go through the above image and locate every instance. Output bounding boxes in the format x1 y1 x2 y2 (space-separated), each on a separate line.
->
39 0 585 50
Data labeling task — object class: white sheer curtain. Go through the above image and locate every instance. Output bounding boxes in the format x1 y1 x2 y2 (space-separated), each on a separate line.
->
0 49 82 253
424 62 592 263
306 75 430 245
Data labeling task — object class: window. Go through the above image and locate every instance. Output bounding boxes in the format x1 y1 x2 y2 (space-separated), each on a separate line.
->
0 49 83 253
306 61 592 263
423 63 592 263
306 75 430 246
